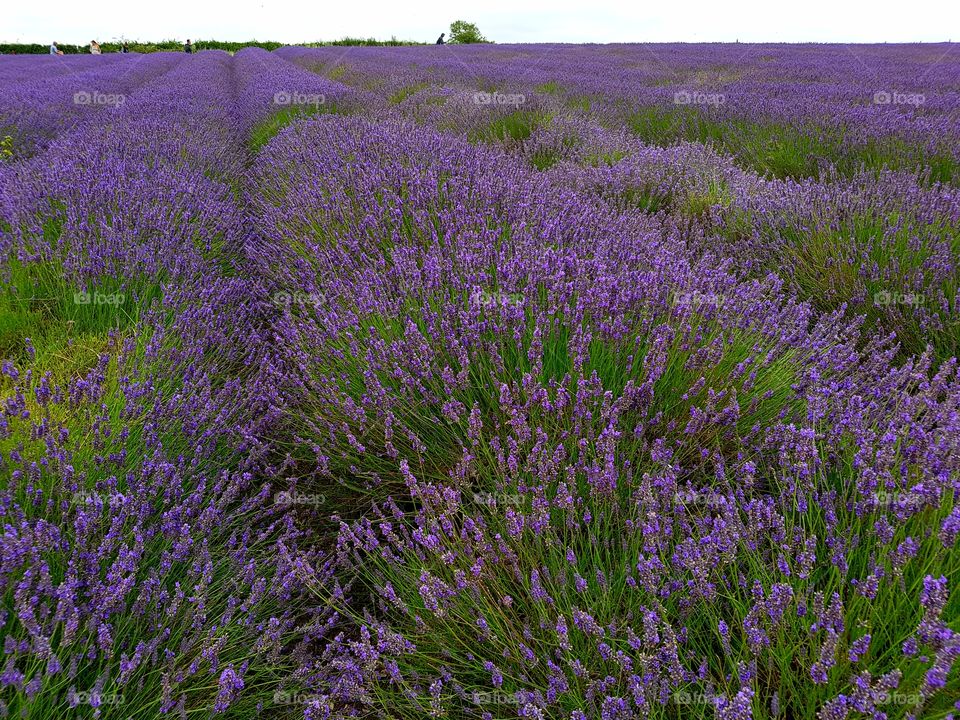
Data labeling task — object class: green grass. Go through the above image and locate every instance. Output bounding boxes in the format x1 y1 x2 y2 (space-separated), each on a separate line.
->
719 208 960 362
389 82 430 104
0 259 162 374
535 80 563 94
249 103 341 154
468 109 552 146
627 105 960 184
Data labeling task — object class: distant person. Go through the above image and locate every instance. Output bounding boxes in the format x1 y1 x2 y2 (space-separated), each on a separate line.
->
50 41 63 55
121 42 130 53
436 33 445 45
90 40 102 55
184 39 193 54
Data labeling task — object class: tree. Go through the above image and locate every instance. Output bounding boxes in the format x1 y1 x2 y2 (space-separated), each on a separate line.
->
448 21 489 44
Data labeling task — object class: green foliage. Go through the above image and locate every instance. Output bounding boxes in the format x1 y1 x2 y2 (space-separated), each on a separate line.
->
448 20 490 44
389 82 430 104
724 208 960 362
249 102 340 154
469 110 551 145
627 105 960 184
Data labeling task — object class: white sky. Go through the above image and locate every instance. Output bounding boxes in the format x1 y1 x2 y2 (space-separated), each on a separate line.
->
6 0 959 45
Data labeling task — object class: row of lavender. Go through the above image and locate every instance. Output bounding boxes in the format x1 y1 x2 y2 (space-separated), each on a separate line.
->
276 44 960 180
277 45 960 363
247 49 960 719
0 49 352 717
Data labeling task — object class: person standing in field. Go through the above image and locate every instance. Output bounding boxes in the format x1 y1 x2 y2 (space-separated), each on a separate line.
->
184 39 193 54
121 43 130 53
90 40 102 54
436 33 445 44
50 41 62 55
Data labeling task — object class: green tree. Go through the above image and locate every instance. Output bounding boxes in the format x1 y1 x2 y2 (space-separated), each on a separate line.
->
448 20 489 44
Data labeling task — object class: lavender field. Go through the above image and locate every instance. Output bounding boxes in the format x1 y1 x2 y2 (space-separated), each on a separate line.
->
1 43 959 719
